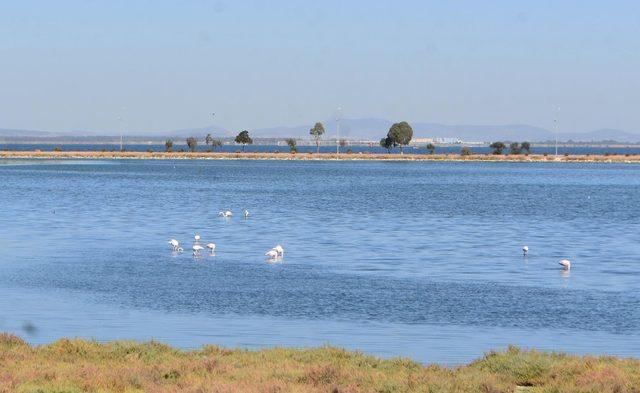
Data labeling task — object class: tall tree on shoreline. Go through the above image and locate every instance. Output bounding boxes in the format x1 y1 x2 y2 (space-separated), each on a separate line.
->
186 137 198 152
490 141 506 155
309 122 325 154
387 121 413 154
165 139 173 152
521 141 531 154
205 134 213 147
235 130 253 152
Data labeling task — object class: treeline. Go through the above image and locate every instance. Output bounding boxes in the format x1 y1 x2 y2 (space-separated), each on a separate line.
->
489 141 532 155
165 130 254 153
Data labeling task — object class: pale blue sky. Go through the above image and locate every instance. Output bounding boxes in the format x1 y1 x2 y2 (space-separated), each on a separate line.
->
0 1 638 133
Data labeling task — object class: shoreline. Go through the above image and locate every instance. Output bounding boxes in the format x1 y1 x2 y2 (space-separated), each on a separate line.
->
2 150 640 163
2 334 638 392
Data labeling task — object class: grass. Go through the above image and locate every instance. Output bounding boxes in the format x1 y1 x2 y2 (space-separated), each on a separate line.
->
1 335 639 392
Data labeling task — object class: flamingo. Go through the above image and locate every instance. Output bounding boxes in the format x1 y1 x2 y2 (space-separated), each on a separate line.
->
559 259 571 270
522 245 529 256
273 245 284 256
244 209 250 218
206 243 216 253
193 244 204 257
218 211 233 218
194 234 201 242
265 249 278 259
169 239 180 251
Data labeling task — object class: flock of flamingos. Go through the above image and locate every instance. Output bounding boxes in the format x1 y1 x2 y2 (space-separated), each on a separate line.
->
166 212 571 269
167 209 285 262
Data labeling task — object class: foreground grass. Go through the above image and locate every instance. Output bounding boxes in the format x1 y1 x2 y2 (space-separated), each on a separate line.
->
1 334 639 392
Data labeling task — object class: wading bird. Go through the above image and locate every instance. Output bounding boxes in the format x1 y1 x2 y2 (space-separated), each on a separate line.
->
522 245 529 256
193 244 204 257
206 243 216 253
219 211 233 218
265 249 278 259
194 234 201 242
273 245 284 256
244 209 250 218
559 259 571 270
169 239 180 251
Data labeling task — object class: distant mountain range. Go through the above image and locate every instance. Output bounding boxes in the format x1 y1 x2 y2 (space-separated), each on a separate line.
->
2 118 640 142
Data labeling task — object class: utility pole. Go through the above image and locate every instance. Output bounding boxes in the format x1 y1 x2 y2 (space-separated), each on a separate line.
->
336 107 342 155
554 107 560 157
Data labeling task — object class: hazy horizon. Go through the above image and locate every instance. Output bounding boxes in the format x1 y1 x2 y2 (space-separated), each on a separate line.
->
1 1 639 134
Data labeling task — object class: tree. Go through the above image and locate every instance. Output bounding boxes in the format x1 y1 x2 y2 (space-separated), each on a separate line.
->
186 137 198 152
426 143 436 155
509 142 521 155
460 146 472 156
211 139 223 150
234 130 253 152
387 121 413 154
205 134 213 147
490 141 506 155
339 139 347 148
285 138 297 153
309 122 325 153
521 141 531 154
165 139 174 152
380 136 393 153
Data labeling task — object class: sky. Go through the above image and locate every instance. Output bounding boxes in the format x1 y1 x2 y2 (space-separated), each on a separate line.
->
0 0 639 134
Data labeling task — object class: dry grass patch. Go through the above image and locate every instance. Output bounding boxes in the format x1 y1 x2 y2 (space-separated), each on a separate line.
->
1 335 639 392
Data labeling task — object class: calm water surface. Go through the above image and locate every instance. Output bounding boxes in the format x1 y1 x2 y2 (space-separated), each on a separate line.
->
0 159 639 364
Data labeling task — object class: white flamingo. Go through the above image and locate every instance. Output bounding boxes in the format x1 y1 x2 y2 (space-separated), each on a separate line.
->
244 209 250 218
522 245 529 256
559 259 571 270
169 239 180 251
206 243 216 253
273 245 284 256
218 210 233 218
194 234 201 242
193 244 204 257
265 249 278 259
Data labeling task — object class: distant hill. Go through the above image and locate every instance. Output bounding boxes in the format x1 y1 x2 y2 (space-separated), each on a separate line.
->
2 121 640 143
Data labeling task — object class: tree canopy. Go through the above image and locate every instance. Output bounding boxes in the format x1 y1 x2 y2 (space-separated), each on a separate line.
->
186 137 198 152
235 130 253 152
490 142 506 155
387 121 413 153
380 137 394 153
165 139 173 152
285 138 297 153
309 122 325 153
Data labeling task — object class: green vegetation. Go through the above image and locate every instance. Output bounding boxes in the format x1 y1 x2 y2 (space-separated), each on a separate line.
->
386 121 413 154
0 336 638 392
461 146 472 156
380 136 393 153
234 130 253 152
426 143 436 155
309 122 325 153
165 139 173 152
510 142 522 155
521 141 531 154
186 137 198 152
205 133 213 147
490 141 506 155
285 138 297 153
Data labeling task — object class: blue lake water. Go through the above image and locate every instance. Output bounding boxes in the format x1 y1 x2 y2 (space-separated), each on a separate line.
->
0 159 639 364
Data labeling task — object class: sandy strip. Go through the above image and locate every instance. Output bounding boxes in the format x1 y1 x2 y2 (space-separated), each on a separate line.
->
1 150 640 163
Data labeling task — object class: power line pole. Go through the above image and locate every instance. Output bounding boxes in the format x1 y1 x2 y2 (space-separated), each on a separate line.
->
554 107 560 157
336 107 342 155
